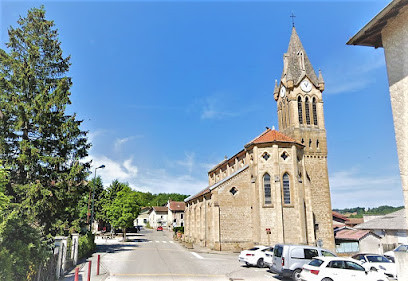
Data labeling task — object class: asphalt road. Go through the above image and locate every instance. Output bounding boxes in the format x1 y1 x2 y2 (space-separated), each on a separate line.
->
97 228 283 281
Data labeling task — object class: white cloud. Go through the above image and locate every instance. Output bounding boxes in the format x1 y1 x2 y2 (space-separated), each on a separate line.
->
200 94 237 120
86 153 207 197
324 53 386 95
176 152 195 174
329 168 403 208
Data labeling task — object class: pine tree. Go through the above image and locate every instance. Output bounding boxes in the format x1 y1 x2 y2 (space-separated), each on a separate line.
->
0 6 90 235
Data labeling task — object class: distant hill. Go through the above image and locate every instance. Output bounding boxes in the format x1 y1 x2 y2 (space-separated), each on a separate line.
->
333 205 404 218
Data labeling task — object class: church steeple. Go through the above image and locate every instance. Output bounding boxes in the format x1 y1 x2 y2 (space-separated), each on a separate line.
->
280 27 319 89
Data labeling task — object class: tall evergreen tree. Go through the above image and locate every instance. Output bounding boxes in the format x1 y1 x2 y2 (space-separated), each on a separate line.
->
0 6 90 235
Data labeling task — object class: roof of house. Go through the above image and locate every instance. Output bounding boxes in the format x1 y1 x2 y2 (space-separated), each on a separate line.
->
245 128 302 147
281 27 319 87
168 201 185 212
347 0 408 48
346 218 364 225
332 211 349 222
355 209 407 230
152 206 168 213
335 228 378 241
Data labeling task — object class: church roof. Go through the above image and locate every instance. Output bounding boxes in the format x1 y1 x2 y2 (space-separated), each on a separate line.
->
184 187 210 202
281 27 319 87
246 128 302 147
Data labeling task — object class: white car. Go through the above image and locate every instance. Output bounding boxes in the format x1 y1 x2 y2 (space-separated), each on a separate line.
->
384 244 408 261
238 246 274 268
300 257 389 281
352 253 397 279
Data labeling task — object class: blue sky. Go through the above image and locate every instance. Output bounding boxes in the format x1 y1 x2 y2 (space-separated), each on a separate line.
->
1 0 403 208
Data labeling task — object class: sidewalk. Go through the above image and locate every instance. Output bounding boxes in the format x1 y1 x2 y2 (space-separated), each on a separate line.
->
61 236 122 281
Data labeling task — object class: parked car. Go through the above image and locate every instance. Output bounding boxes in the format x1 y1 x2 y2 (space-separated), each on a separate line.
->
269 244 336 281
238 246 274 268
352 253 397 279
300 257 388 281
157 226 163 231
384 244 408 261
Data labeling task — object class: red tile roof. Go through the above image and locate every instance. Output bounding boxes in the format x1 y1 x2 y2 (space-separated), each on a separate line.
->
168 201 185 211
246 129 301 146
332 211 349 222
335 229 371 241
152 206 168 213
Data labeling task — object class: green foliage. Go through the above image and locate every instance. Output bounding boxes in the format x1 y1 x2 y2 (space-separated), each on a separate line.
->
146 193 188 207
104 184 140 230
333 205 404 218
0 6 90 236
78 232 95 259
173 226 184 234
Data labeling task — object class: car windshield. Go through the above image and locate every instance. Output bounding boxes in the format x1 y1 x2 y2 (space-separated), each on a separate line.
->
248 247 260 251
395 245 408 252
366 255 390 263
309 259 324 267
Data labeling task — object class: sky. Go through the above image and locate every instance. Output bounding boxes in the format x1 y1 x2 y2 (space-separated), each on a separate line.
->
0 0 403 209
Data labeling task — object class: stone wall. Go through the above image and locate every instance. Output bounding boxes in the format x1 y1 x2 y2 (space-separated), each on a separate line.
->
382 4 408 230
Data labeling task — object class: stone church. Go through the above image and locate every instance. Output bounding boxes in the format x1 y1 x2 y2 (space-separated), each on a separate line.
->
184 27 335 251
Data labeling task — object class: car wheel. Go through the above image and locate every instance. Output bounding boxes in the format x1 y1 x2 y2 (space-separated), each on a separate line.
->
245 262 250 267
257 258 264 268
292 268 302 281
321 278 333 281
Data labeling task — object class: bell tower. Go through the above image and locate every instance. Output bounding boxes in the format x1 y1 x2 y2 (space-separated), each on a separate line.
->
274 27 335 250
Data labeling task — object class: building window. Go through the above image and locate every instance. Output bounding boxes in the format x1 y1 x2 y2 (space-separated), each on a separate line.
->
181 214 183 219
282 173 291 205
281 151 289 160
264 173 271 205
312 97 318 125
230 187 238 195
262 152 270 161
181 222 184 227
305 97 310 125
298 96 303 124
174 219 176 223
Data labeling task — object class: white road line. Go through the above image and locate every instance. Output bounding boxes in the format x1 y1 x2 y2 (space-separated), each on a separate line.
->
162 241 167 243
155 241 160 243
169 241 174 244
191 252 204 259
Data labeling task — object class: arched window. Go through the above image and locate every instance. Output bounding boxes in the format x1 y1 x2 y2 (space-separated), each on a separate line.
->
297 96 303 124
305 97 311 125
264 173 271 205
282 173 291 205
312 97 318 126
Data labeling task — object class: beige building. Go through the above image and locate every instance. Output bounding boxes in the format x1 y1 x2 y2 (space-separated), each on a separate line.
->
167 200 185 229
347 1 408 278
184 27 334 251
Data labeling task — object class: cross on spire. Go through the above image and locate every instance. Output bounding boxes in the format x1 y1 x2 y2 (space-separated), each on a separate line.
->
290 12 296 27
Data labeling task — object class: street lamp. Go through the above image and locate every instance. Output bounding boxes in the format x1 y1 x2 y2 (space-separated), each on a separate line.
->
90 164 105 232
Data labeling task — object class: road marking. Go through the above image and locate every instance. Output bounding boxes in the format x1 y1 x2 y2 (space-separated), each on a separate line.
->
162 241 167 243
155 241 159 243
169 241 174 244
191 252 204 259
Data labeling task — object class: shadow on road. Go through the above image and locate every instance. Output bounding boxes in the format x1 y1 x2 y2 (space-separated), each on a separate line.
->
96 242 139 254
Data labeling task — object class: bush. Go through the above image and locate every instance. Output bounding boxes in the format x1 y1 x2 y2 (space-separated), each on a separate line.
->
173 226 184 234
78 233 95 259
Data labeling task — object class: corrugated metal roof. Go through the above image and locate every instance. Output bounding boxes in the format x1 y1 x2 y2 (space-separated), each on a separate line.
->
355 209 407 230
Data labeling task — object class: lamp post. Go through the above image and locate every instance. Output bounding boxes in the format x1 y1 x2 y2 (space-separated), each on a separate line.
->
90 164 105 232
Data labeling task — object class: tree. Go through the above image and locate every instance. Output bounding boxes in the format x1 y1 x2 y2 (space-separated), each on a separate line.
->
0 6 90 235
102 181 140 240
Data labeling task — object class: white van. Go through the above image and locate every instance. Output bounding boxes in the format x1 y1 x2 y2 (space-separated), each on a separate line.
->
269 244 336 281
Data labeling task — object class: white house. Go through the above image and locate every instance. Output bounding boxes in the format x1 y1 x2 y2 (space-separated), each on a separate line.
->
135 207 150 227
148 206 168 228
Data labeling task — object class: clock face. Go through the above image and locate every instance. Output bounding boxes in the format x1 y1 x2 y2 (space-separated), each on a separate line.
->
301 79 312 92
280 86 286 97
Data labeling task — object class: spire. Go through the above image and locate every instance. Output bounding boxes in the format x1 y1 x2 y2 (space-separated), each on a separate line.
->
273 79 279 100
318 69 325 91
280 27 319 87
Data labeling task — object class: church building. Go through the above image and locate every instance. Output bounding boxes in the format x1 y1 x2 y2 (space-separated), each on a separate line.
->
184 27 335 251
